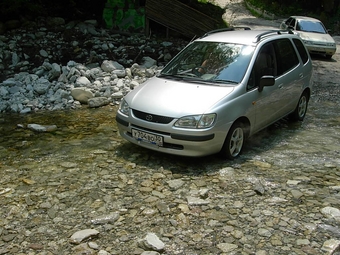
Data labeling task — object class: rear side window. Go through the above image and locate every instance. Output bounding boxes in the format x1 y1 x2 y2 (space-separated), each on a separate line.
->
273 39 299 76
293 38 309 64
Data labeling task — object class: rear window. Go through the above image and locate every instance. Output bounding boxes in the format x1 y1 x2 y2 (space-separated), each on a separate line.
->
274 39 299 76
293 38 309 64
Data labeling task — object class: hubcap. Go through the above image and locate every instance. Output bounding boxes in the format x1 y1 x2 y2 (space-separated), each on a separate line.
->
229 127 244 157
298 96 307 118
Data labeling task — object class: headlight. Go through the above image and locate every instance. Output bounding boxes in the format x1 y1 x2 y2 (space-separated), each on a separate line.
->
119 99 130 116
174 114 216 129
303 40 313 45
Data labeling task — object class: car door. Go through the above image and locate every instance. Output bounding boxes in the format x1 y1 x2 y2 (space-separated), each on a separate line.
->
271 38 303 116
246 42 285 132
246 38 304 132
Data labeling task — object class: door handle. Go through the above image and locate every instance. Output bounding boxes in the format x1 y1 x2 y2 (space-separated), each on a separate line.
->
278 84 283 89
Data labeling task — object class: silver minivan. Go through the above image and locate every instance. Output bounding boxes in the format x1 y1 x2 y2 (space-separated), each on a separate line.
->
116 28 313 159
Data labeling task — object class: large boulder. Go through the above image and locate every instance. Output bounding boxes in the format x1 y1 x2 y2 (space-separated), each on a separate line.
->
71 88 94 104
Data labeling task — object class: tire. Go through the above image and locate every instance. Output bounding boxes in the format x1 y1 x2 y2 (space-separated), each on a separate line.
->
219 122 245 160
290 92 309 121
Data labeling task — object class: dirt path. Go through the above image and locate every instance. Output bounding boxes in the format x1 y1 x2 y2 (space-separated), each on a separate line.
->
211 0 282 29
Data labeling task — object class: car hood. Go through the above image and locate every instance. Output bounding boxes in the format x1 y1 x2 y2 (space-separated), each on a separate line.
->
297 31 335 43
125 77 235 117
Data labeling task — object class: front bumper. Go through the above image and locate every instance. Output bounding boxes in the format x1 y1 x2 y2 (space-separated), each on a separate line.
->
305 44 336 56
115 113 228 157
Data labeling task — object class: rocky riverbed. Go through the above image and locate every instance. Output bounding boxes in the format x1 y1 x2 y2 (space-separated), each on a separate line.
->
0 17 188 113
1 1 340 255
1 101 340 255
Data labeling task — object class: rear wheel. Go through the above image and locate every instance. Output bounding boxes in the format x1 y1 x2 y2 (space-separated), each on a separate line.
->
290 92 309 121
220 122 245 160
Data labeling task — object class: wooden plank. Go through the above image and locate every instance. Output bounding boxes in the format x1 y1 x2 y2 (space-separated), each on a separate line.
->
146 0 223 38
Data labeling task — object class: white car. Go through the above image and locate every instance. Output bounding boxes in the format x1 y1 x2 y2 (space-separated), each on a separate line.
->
280 16 336 58
116 28 313 159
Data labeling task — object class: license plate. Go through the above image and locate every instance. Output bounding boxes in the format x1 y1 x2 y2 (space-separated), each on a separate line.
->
132 129 163 146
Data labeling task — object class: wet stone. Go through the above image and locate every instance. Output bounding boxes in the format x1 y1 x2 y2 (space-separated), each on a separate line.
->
2 234 16 242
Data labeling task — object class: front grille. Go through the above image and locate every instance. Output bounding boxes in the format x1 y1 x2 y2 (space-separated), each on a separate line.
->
132 109 174 124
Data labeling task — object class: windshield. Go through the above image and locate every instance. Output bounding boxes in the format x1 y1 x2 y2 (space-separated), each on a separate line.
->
160 42 255 84
297 20 327 33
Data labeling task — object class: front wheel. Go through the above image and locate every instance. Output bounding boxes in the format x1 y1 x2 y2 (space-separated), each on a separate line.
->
290 92 309 121
219 122 245 160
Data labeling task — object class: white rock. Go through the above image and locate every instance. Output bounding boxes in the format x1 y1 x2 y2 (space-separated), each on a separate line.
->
69 229 99 244
187 196 210 206
217 243 238 253
75 76 91 87
27 124 57 132
167 179 185 190
139 233 165 251
101 60 124 72
321 239 340 253
321 207 340 222
90 213 120 225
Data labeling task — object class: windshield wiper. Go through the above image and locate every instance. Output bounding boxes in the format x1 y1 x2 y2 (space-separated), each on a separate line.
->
182 77 212 84
157 73 183 80
212 79 238 84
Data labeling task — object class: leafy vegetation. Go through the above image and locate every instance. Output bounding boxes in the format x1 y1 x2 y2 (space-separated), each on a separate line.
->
0 0 106 22
0 0 338 34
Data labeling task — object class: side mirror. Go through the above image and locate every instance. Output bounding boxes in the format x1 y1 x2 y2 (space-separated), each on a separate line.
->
258 76 275 92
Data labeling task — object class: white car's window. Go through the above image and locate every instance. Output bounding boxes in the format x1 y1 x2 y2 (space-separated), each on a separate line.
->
160 42 255 85
285 17 293 26
296 20 327 33
289 18 296 28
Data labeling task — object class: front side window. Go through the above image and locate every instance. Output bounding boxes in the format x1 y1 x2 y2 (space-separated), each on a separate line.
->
160 42 255 84
247 42 277 90
285 17 292 26
289 18 296 28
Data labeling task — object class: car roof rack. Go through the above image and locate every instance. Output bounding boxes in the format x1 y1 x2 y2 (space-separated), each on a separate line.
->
253 29 295 43
201 26 251 38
